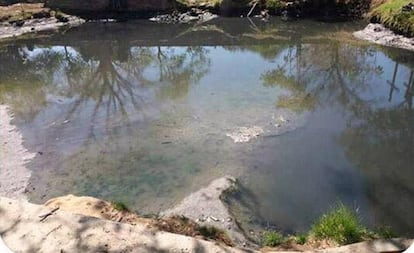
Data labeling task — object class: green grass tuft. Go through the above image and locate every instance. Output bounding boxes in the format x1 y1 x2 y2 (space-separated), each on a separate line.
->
262 231 285 247
310 203 366 245
112 201 129 211
295 233 307 245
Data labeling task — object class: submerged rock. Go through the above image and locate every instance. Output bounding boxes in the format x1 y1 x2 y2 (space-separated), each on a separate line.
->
226 109 308 143
226 126 264 143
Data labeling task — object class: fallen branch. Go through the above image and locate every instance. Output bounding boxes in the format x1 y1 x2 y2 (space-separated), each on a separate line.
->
39 207 60 222
247 1 258 17
46 225 62 236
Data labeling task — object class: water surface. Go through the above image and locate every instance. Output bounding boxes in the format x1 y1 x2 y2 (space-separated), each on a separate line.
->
1 18 413 236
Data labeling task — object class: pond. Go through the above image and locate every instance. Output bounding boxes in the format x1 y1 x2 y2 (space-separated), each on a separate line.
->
0 18 413 236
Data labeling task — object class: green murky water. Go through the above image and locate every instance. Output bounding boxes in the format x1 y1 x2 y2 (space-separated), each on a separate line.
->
1 18 413 236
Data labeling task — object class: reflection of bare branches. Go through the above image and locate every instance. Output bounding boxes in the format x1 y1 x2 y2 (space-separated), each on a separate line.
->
56 44 210 136
387 62 400 102
154 46 210 99
404 70 414 109
261 43 386 113
64 51 146 135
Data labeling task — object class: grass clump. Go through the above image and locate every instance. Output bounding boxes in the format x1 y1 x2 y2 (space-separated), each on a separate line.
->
295 233 307 245
111 201 129 211
262 231 285 247
370 0 414 37
375 226 397 239
310 203 366 245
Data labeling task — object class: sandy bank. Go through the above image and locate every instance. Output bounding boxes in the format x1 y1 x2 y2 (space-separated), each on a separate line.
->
354 23 414 51
0 196 412 253
0 105 35 199
0 196 246 253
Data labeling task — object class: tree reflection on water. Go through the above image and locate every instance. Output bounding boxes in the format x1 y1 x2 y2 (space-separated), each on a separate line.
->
0 41 210 134
250 41 414 235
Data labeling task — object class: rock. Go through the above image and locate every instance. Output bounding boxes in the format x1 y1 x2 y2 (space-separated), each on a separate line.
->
0 14 85 40
402 3 414 12
0 235 12 253
12 19 25 27
161 176 248 246
281 10 289 21
149 9 217 24
373 26 382 32
354 23 414 51
1 196 246 253
226 126 264 143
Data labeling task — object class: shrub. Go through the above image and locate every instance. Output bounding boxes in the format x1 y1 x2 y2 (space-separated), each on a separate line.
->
262 231 284 247
310 203 366 245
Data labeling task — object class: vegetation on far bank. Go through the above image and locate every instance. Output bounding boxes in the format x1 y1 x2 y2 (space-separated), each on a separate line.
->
370 0 414 37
